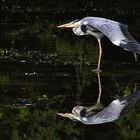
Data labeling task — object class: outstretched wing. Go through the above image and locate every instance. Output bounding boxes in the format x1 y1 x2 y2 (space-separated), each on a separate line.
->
84 99 127 124
83 91 140 124
82 17 140 54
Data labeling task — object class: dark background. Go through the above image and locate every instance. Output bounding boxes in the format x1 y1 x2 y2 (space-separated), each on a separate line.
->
0 1 140 140
1 0 140 64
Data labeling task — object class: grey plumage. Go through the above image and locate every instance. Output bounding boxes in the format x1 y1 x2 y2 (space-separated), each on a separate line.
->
79 17 140 54
57 17 140 70
73 91 140 125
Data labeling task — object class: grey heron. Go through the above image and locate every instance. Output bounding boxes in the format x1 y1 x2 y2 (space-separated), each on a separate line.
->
58 17 140 72
57 91 140 125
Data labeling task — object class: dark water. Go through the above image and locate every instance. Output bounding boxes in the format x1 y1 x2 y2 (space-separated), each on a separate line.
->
0 64 140 140
1 1 140 140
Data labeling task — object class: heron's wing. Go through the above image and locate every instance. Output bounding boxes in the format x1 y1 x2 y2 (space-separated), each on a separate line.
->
85 91 140 124
119 91 140 116
87 99 127 124
118 24 140 54
84 18 140 54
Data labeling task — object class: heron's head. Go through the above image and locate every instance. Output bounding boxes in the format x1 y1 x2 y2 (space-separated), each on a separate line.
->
57 113 80 121
57 19 85 36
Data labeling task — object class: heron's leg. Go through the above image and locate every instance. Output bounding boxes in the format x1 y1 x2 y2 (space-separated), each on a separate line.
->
97 38 102 70
84 72 104 115
133 53 137 62
97 72 102 103
92 38 102 73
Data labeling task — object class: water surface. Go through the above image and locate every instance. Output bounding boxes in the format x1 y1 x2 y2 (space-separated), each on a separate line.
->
0 2 140 139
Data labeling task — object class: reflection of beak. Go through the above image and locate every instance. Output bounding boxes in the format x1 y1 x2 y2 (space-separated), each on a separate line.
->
57 22 75 28
57 113 76 118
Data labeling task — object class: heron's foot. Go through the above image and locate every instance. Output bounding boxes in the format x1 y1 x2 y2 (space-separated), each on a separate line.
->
87 102 104 113
91 68 102 73
80 103 104 117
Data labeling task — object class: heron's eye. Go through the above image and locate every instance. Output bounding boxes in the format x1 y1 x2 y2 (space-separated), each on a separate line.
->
81 25 87 33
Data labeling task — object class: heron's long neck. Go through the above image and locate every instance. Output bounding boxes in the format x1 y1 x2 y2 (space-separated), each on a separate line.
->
87 30 104 39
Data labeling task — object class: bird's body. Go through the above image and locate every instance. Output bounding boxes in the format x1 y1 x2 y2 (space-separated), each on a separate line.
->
58 17 140 71
74 17 140 54
57 91 140 125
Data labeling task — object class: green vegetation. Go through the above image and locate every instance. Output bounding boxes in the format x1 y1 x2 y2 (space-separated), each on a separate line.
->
0 107 83 140
115 101 140 140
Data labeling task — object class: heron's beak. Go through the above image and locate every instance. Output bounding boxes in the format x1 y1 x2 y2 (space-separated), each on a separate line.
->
57 22 75 28
57 113 76 118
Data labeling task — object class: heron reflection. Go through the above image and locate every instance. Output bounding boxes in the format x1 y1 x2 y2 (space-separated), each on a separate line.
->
58 71 105 122
57 72 140 124
78 72 104 118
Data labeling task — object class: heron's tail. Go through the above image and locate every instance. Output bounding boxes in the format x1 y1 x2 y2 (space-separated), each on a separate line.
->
119 90 140 103
119 24 140 55
120 41 140 55
119 91 140 117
